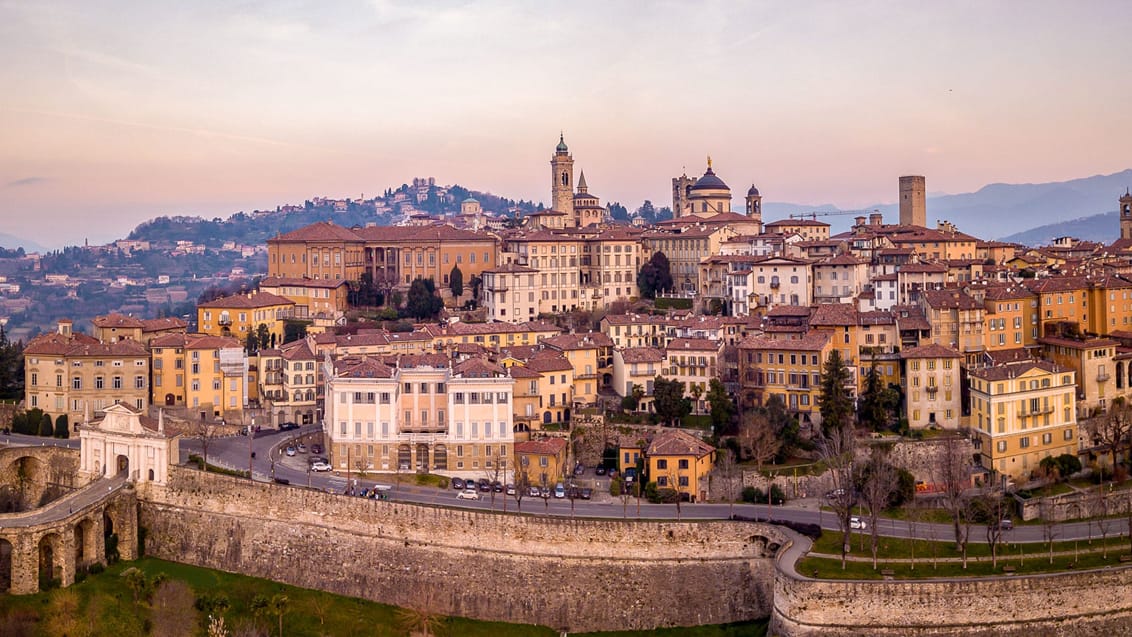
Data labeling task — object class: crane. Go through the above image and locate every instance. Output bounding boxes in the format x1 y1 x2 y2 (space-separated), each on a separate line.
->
789 209 883 222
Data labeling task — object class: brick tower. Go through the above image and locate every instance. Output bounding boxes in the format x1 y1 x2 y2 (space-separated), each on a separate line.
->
899 175 926 227
551 133 574 220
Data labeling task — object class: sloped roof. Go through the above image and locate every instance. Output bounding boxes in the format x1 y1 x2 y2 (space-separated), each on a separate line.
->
646 429 714 458
618 347 665 363
902 344 962 359
198 291 294 310
515 437 567 456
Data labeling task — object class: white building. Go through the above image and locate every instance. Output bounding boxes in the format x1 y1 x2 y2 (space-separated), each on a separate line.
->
79 404 177 485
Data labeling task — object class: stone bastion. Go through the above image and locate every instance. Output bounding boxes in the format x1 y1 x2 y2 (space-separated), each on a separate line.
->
137 467 789 632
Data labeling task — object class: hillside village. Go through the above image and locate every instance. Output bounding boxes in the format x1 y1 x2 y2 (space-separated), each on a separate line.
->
10 137 1132 502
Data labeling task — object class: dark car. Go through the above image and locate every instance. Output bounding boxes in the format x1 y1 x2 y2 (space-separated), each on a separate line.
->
595 466 607 476
573 463 584 476
279 422 300 431
311 443 324 455
478 479 491 492
995 518 1014 531
581 488 592 500
451 477 466 490
492 481 504 493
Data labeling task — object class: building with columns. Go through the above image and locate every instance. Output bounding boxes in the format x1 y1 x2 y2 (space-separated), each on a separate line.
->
78 403 177 484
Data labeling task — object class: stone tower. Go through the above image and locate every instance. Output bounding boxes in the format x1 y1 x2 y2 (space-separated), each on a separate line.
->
1121 189 1132 240
551 133 574 220
672 173 695 218
899 175 926 227
745 184 763 233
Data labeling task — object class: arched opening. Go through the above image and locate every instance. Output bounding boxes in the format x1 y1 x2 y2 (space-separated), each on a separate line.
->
148 469 155 481
39 533 61 589
397 444 412 472
0 538 12 592
103 511 119 563
1118 362 1125 390
415 444 430 473
116 454 129 476
433 444 447 471
165 393 175 406
74 518 96 569
543 411 552 424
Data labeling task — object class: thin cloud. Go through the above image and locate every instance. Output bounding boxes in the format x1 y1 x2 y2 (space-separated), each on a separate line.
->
6 177 47 188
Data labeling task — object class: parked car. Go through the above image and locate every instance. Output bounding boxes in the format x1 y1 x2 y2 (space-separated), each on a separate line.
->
849 516 867 530
296 443 307 453
995 518 1014 531
505 483 516 496
311 443 324 455
284 446 296 457
451 477 466 490
623 468 636 483
478 479 491 492
573 463 584 476
492 481 504 493
457 489 480 501
310 461 331 472
540 486 551 498
279 422 300 431
529 486 542 497
595 466 606 476
554 483 566 499
581 488 593 500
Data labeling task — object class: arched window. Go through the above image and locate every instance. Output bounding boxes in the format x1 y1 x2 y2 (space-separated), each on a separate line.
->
561 172 569 186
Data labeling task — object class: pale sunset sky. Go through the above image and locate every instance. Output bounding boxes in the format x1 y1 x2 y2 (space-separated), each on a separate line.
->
1 1 1130 247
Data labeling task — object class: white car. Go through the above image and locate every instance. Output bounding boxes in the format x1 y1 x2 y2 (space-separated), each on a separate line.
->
310 461 331 472
285 446 296 457
849 516 867 530
456 488 480 501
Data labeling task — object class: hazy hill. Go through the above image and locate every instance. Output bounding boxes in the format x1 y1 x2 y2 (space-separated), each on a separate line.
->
764 169 1132 241
0 232 47 253
999 211 1118 246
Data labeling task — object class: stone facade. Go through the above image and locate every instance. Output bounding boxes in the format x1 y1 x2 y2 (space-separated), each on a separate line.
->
139 467 788 632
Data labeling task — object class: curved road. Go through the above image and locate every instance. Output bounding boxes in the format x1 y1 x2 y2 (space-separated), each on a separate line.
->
8 430 1130 544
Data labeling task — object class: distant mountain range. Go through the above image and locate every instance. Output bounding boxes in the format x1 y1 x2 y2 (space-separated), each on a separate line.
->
0 232 47 253
765 169 1132 245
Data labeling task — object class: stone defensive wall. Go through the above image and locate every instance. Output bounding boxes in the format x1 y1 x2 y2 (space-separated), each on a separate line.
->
771 558 1132 636
138 467 789 632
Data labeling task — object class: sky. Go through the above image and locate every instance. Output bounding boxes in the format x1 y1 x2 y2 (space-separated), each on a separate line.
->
2 0 1131 248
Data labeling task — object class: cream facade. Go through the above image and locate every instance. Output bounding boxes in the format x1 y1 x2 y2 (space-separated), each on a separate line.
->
901 344 962 429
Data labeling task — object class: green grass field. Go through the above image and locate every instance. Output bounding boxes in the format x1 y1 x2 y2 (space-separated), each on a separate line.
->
0 558 768 636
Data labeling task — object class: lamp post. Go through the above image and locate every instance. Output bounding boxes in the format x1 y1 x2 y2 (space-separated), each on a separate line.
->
248 416 255 481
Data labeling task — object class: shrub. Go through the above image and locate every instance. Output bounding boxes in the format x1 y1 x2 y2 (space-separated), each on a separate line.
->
741 486 762 503
610 477 623 497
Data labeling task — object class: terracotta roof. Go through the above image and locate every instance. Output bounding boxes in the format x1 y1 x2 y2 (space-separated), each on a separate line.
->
646 429 714 458
198 291 295 310
140 317 188 333
666 338 719 351
92 313 144 329
618 347 665 363
809 303 859 327
541 332 614 351
969 359 1064 381
453 357 507 377
1023 276 1090 293
738 331 830 352
260 276 348 289
393 353 449 369
921 289 983 311
523 353 574 373
899 263 948 274
507 365 542 379
335 357 396 378
892 305 931 331
902 344 962 359
515 437 567 456
280 340 316 361
765 219 830 228
1037 336 1119 349
271 221 363 243
150 333 242 350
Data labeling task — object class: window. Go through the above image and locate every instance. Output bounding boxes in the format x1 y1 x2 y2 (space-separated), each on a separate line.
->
657 459 668 469
1020 437 1030 449
678 459 689 469
113 376 122 389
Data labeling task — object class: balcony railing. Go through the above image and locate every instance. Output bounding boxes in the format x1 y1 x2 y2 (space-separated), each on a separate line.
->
1097 371 1111 382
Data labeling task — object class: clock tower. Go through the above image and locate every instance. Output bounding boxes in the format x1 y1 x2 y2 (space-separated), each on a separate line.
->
1121 189 1132 240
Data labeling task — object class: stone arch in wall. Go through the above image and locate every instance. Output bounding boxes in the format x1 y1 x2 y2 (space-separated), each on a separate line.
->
38 532 62 587
74 517 98 569
0 537 11 592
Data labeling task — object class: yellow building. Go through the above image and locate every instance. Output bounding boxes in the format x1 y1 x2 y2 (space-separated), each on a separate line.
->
763 219 832 242
600 313 670 349
541 332 613 406
197 291 295 345
521 352 575 426
737 331 834 427
149 333 249 421
888 223 978 261
258 276 349 319
612 347 665 410
424 320 562 351
514 437 568 487
664 338 721 413
24 320 151 422
1024 276 1090 338
1038 334 1122 417
919 288 986 366
508 365 543 434
646 429 716 503
901 344 962 429
969 360 1077 482
977 284 1038 352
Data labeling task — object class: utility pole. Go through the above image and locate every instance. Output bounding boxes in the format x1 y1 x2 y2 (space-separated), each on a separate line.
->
248 416 255 481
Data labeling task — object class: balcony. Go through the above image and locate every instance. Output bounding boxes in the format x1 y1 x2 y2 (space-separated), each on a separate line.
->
1097 371 1111 382
925 385 939 395
487 283 508 292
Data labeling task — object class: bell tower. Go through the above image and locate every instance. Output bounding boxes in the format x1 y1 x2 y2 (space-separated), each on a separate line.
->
1121 189 1132 240
745 184 763 232
551 133 574 219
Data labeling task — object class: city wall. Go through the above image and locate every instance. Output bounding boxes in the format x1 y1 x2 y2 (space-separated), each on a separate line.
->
138 467 788 632
771 559 1132 636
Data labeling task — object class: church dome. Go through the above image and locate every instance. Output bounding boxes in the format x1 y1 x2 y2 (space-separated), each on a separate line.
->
556 134 568 153
747 184 760 197
691 166 728 191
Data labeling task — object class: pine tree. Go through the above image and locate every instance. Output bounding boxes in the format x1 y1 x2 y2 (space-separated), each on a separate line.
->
857 361 888 431
818 349 854 435
450 265 464 298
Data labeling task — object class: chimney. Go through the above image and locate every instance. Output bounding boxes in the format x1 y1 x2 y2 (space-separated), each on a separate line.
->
870 212 883 226
58 319 73 337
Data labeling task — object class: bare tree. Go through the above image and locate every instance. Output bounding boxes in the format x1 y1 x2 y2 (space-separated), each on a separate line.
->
481 462 505 512
1038 498 1059 564
513 470 529 512
981 490 1008 569
858 449 897 570
713 448 740 519
1095 487 1114 558
956 496 976 569
935 435 972 548
816 422 857 568
738 412 780 471
1089 404 1132 475
193 419 221 472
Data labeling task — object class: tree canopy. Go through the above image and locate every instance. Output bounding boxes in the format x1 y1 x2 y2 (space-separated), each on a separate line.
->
449 264 464 298
637 252 673 299
653 376 691 427
818 349 854 434
405 278 444 320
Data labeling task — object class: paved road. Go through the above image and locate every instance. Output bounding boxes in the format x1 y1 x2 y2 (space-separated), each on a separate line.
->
13 433 1132 544
1 431 80 450
0 474 127 527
